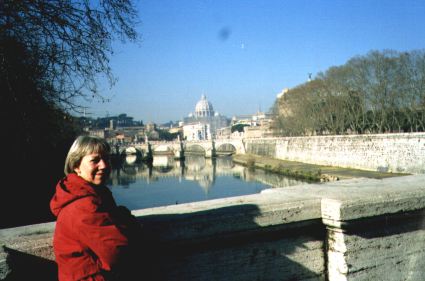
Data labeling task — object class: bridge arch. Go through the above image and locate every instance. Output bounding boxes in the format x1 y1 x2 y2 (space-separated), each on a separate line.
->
215 143 237 155
153 144 174 155
185 144 206 156
121 146 143 156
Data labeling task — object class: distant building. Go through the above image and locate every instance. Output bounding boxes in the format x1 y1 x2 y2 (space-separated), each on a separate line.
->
145 122 156 132
183 123 211 141
169 126 183 136
231 110 275 138
215 126 232 139
76 113 143 131
89 129 109 139
182 95 229 140
232 111 274 127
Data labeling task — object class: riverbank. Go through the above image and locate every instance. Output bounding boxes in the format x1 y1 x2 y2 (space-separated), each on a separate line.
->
232 154 409 182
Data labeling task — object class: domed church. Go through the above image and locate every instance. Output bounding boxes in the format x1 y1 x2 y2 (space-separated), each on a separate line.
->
194 94 215 117
182 95 230 141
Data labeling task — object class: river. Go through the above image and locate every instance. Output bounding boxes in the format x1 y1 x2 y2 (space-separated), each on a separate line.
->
108 155 308 210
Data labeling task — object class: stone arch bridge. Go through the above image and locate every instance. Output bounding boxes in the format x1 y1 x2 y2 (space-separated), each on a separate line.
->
114 139 246 158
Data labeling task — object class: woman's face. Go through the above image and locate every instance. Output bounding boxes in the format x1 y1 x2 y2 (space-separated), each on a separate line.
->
74 152 111 185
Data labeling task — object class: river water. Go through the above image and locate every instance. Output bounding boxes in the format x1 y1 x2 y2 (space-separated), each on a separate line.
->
108 155 308 210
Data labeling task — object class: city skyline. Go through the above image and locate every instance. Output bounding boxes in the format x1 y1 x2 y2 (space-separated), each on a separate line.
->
79 0 425 124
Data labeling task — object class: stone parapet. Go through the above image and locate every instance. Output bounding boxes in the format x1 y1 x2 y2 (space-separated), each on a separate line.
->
0 222 56 280
318 175 425 281
2 175 425 280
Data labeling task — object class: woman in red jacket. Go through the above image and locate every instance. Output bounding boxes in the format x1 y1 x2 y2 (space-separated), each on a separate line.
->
50 135 140 281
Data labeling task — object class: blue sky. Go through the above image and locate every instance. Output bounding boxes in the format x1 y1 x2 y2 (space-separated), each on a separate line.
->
81 0 425 124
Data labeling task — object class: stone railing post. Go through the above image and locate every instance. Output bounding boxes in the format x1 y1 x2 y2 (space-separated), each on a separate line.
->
321 181 425 281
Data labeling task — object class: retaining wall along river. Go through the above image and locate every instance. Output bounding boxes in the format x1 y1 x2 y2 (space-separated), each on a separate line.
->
244 133 425 174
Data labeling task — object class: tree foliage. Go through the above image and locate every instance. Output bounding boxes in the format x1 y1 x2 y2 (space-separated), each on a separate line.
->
231 123 250 133
0 0 139 228
273 50 425 136
0 35 84 228
1 0 139 111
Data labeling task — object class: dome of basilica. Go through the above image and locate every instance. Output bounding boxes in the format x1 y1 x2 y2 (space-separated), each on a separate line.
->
195 95 214 117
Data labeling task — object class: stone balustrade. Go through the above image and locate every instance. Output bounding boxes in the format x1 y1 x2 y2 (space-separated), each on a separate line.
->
2 175 425 280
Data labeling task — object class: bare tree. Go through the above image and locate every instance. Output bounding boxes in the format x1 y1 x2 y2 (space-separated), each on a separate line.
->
1 0 139 112
272 49 425 136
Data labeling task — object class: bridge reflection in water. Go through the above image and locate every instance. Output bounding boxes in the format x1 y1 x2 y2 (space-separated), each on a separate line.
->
108 155 308 210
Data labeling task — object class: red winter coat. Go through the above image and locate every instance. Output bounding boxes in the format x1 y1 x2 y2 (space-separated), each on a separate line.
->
50 173 134 281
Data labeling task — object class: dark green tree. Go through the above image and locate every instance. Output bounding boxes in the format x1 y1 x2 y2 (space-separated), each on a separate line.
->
0 0 139 228
231 123 250 133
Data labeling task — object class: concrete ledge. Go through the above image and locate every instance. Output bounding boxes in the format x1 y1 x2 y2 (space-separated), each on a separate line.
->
2 175 425 280
318 175 425 281
320 175 425 227
0 222 56 280
1 191 326 281
0 222 55 241
133 192 322 242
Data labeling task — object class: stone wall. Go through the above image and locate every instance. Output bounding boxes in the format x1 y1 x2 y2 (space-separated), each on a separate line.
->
2 175 425 280
244 133 425 174
244 139 277 158
320 175 425 280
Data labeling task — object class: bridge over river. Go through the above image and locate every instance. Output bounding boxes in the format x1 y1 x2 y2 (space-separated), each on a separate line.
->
116 133 425 174
114 138 246 159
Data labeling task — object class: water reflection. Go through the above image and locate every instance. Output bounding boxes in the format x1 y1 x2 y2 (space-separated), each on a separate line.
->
152 155 175 169
108 155 307 209
125 154 137 165
111 155 238 187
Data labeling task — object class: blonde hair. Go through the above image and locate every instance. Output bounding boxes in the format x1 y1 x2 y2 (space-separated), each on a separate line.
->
64 135 111 175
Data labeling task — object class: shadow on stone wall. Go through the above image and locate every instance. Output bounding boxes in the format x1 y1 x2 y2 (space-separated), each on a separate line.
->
1 204 325 281
335 210 425 280
135 204 325 281
1 247 57 281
